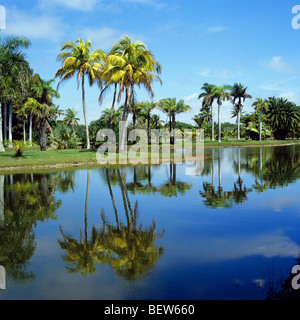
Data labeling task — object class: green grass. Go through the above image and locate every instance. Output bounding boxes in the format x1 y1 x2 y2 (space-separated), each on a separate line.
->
0 139 299 172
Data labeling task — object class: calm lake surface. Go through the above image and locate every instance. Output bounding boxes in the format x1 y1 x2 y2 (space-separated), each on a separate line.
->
0 145 299 300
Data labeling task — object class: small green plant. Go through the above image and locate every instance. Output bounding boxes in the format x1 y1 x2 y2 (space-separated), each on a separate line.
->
12 140 29 157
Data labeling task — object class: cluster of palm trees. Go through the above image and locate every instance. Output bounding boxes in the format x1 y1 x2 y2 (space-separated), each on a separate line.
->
197 83 300 142
0 35 63 152
197 83 252 142
55 35 162 151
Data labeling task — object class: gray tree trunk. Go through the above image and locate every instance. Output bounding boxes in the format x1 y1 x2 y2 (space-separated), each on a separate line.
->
259 111 262 142
218 103 221 143
29 113 33 146
237 108 241 140
0 175 4 226
3 103 7 142
8 101 12 148
23 119 26 143
82 76 90 150
211 105 214 141
0 103 5 152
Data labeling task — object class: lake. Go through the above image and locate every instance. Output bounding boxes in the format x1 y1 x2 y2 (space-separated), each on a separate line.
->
0 145 299 300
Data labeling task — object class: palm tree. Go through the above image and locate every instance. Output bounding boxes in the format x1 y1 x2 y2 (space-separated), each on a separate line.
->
230 83 252 140
0 36 31 150
266 97 300 140
158 98 191 144
198 83 216 141
55 38 106 149
138 100 158 144
206 85 232 143
252 98 269 142
30 79 60 151
107 35 162 151
16 107 27 143
63 108 80 127
24 97 40 147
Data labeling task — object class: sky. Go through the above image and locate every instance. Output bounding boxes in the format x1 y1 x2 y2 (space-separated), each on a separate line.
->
1 0 300 125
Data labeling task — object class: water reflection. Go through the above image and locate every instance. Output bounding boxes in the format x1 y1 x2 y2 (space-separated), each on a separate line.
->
0 173 63 284
0 144 299 299
58 168 164 280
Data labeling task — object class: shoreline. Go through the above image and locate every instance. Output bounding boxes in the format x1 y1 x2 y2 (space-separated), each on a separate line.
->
0 141 299 174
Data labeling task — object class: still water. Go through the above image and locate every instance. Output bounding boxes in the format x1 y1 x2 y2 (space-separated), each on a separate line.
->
0 145 299 300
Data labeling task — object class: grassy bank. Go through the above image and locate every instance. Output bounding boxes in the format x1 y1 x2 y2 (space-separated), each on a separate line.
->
0 139 299 172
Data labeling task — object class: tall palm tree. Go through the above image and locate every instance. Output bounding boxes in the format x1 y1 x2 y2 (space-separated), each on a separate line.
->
23 97 40 147
206 85 232 143
230 83 252 140
198 83 216 141
63 108 80 127
252 98 269 142
138 100 158 144
30 79 60 151
107 35 162 151
158 98 191 144
0 36 31 150
16 107 27 143
55 38 106 149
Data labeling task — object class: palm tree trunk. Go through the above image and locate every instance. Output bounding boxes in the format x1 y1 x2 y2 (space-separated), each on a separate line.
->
29 113 33 147
211 104 214 141
237 108 241 140
82 76 90 150
218 103 221 143
147 113 151 145
108 83 117 130
0 103 5 152
23 119 26 143
0 175 4 226
172 113 176 145
8 101 12 148
259 110 262 142
119 86 130 152
3 103 7 142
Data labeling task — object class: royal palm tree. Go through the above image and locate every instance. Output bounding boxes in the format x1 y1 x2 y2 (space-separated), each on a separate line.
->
63 108 80 127
55 38 106 149
252 98 269 142
206 85 232 143
23 97 40 147
230 83 252 140
198 83 216 141
0 36 31 150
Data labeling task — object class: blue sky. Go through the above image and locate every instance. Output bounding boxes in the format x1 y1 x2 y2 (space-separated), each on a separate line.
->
2 0 300 125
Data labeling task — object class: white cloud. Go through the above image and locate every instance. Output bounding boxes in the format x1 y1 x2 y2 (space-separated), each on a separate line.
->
207 26 228 33
81 27 123 50
199 66 243 79
278 91 300 104
121 0 166 9
5 7 66 42
263 56 296 73
39 0 99 11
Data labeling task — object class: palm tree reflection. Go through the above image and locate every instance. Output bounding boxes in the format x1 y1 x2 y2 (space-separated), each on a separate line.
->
58 168 164 280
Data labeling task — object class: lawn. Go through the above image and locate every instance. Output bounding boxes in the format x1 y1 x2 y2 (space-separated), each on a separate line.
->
0 139 299 172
